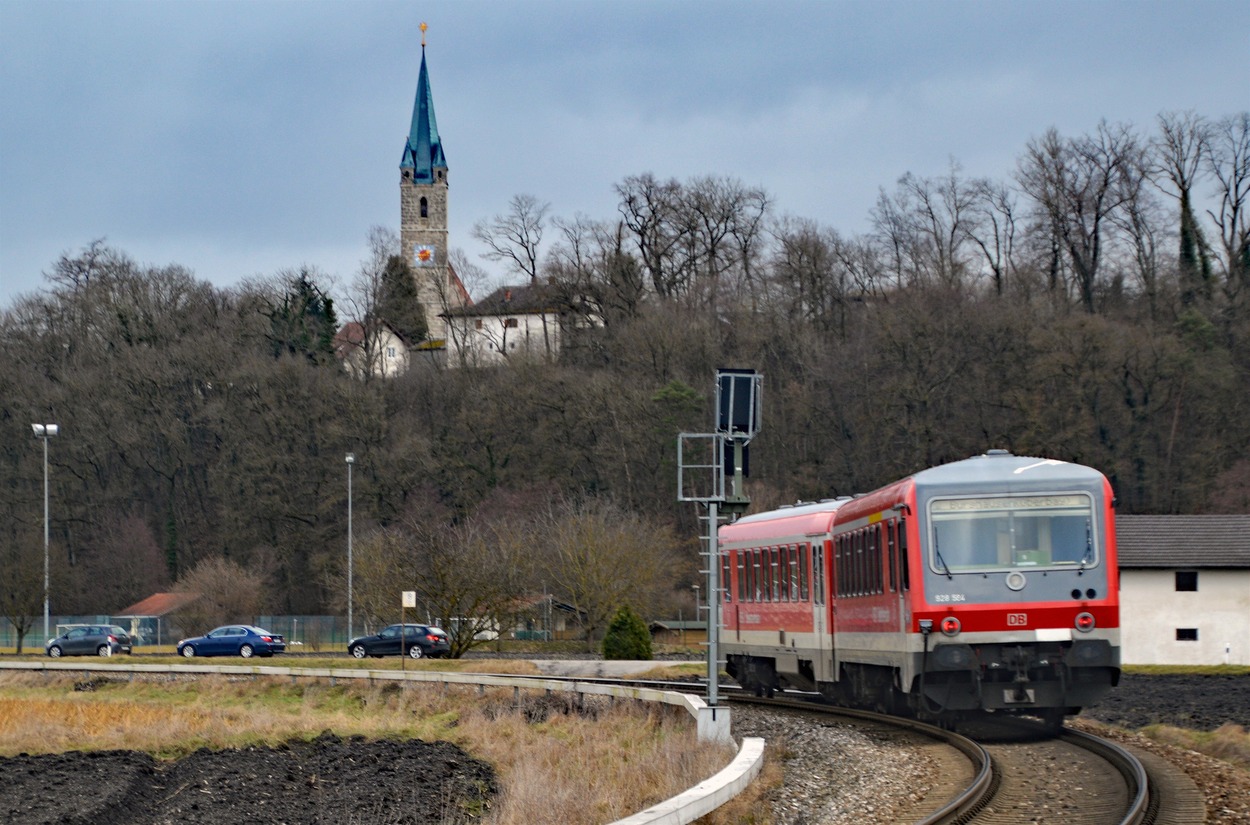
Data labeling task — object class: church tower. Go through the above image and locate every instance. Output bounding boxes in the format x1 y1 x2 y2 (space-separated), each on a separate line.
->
400 23 452 343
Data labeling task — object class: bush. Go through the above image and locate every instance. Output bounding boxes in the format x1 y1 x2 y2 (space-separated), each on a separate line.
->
602 605 652 660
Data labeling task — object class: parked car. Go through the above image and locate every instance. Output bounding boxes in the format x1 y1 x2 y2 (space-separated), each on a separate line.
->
347 624 451 659
45 625 133 657
177 625 286 658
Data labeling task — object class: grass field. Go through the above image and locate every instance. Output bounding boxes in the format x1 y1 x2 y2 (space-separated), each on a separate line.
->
0 668 759 824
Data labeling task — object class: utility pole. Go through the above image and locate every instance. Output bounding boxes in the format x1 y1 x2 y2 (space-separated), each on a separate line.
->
677 369 761 743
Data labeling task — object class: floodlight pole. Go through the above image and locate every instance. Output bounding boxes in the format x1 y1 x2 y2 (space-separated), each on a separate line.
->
346 453 355 642
32 423 59 643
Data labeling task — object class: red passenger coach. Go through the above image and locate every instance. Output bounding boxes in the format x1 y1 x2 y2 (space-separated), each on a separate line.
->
720 450 1120 728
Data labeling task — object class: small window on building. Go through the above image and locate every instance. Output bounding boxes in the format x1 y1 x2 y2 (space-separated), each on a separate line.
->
505 318 519 328
474 320 483 330
1176 628 1199 641
420 197 429 218
1175 571 1198 591
386 347 396 358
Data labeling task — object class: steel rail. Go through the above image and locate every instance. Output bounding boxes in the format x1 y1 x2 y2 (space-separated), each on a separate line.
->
1060 727 1152 825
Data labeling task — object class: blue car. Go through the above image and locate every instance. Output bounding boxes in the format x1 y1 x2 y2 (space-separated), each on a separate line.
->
177 625 286 658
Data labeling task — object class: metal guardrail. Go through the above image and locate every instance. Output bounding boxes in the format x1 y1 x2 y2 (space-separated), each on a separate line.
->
0 660 765 825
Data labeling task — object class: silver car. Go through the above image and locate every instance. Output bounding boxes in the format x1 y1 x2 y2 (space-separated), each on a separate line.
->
45 625 133 657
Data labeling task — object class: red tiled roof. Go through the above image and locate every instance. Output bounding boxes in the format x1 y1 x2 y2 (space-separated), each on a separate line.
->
114 591 200 617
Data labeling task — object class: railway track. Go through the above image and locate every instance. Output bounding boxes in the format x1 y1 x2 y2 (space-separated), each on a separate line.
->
720 687 1205 825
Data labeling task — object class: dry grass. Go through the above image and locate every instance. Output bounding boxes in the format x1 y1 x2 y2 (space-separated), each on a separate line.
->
0 672 737 824
1141 722 1250 770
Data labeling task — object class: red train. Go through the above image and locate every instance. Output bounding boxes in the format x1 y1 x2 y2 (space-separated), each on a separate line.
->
719 450 1120 728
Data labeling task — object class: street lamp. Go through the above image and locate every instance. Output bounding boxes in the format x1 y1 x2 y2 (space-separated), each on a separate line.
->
32 423 59 643
345 452 355 642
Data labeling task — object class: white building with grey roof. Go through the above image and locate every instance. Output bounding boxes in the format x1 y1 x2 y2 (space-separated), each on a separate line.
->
1116 515 1250 665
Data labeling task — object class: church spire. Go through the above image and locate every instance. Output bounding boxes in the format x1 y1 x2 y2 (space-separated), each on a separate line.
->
400 23 446 183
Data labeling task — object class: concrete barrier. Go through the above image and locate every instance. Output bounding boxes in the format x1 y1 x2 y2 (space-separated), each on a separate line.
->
609 737 765 825
0 660 766 824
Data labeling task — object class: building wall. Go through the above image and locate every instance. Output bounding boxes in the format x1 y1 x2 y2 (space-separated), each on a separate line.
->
1119 569 1250 665
341 325 410 378
446 311 561 365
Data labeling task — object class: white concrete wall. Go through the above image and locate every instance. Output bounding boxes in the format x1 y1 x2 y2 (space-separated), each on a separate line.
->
1120 569 1250 665
446 311 561 365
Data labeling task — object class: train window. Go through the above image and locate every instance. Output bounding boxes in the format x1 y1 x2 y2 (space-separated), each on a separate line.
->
834 536 844 598
778 545 788 602
772 547 781 601
780 545 789 601
736 554 746 601
855 531 865 596
751 549 760 601
928 494 1096 572
900 518 910 591
743 552 751 602
775 547 785 600
851 534 858 596
869 527 879 594
814 543 825 605
841 534 849 597
722 554 732 603
800 543 810 601
887 521 897 592
790 544 800 601
759 548 769 602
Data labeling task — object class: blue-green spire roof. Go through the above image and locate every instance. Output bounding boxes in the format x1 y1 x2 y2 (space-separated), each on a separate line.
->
400 45 446 182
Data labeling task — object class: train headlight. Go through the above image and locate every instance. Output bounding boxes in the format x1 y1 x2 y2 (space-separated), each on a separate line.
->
1075 612 1095 632
940 616 961 636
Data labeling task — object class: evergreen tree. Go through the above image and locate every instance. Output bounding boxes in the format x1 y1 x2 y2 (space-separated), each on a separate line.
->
377 255 428 343
265 268 339 364
602 605 652 660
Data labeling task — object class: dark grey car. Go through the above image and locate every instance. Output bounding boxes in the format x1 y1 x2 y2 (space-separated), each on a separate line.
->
45 625 133 657
347 624 451 659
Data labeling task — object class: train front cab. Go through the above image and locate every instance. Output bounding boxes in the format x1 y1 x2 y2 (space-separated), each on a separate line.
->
897 455 1121 725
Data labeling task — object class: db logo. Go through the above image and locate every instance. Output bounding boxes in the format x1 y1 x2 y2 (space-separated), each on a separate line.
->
1007 613 1028 626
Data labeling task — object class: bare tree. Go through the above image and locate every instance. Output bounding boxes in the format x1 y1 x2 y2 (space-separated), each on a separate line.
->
173 556 266 634
1018 122 1142 312
1154 112 1213 307
534 496 680 650
0 532 44 653
1112 145 1169 319
770 217 850 335
341 226 401 379
472 195 554 353
548 215 647 326
615 173 697 299
407 514 534 657
473 194 549 285
965 178 1021 297
1204 112 1250 321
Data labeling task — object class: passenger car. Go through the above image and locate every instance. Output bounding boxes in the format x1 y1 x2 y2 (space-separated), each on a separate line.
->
347 624 451 659
45 625 133 657
177 625 286 658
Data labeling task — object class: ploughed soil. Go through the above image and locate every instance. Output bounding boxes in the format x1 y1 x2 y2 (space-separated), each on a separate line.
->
1 671 1245 824
1078 671 1250 731
0 731 495 825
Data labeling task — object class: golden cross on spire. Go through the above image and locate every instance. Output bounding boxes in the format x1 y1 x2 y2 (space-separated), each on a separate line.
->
420 22 428 47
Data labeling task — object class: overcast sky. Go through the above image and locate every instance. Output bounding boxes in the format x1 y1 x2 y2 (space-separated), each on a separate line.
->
2 0 1247 309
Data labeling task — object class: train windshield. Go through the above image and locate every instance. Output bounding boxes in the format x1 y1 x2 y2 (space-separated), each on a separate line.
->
928 494 1096 573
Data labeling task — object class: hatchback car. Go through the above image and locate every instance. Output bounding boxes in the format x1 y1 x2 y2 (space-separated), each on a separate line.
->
177 625 286 658
46 625 133 657
347 624 451 659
